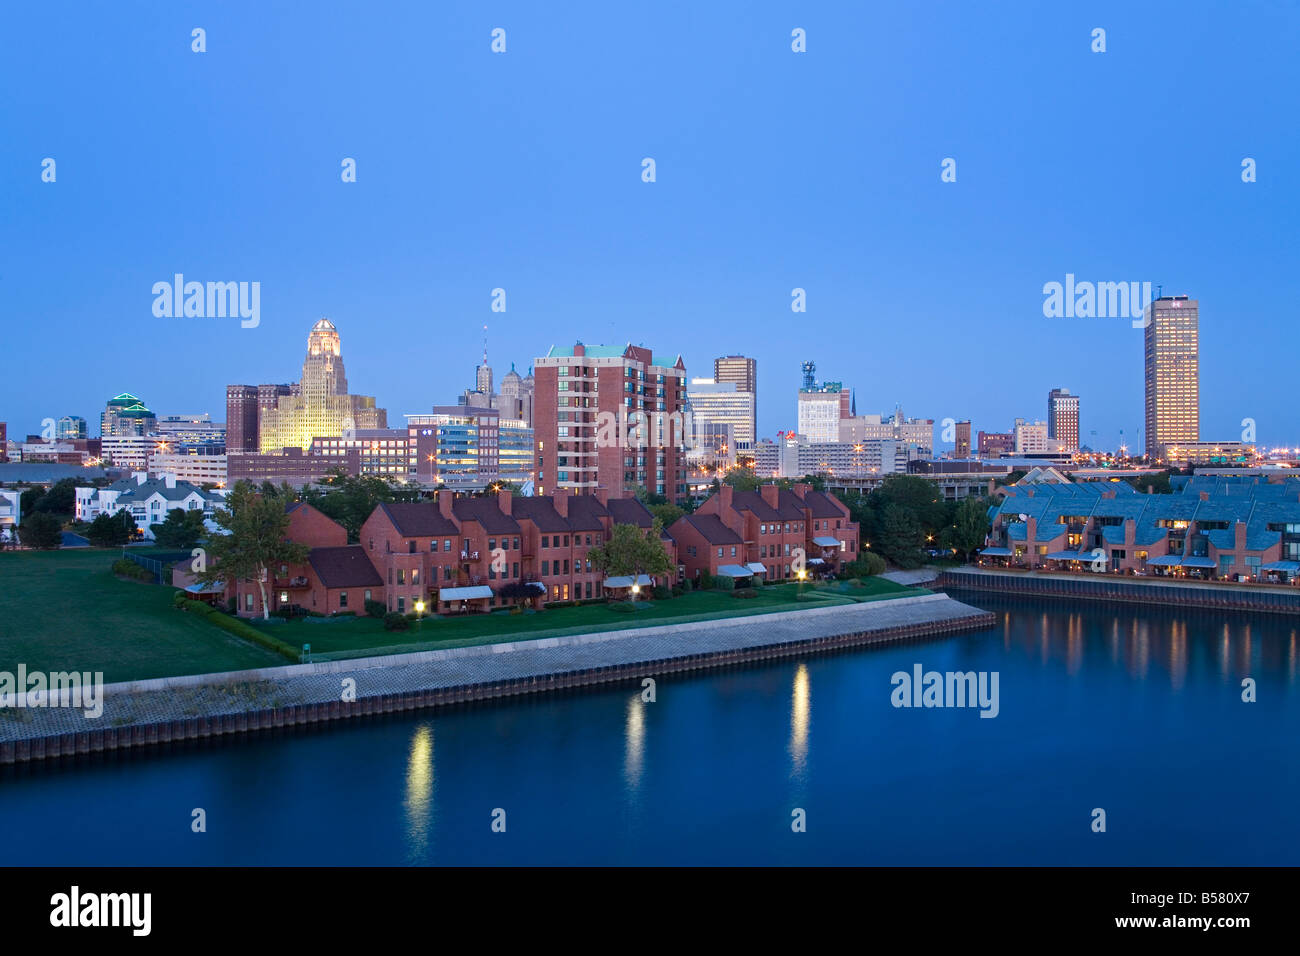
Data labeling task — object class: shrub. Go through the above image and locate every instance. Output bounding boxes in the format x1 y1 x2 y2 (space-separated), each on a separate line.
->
173 596 299 661
751 574 763 588
608 601 637 613
331 610 356 617
733 587 758 599
670 585 683 597
653 584 672 600
680 579 692 593
383 612 410 632
111 558 152 582
365 599 387 619
715 574 735 591
698 570 713 590
226 596 238 614
860 553 887 577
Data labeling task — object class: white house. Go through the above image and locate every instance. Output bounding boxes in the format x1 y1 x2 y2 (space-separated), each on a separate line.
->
75 473 226 540
0 489 20 540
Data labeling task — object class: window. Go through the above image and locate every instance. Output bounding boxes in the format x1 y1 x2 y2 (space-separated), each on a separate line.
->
513 562 519 577
246 593 253 610
513 537 519 550
340 591 348 608
280 591 288 603
398 597 405 614
445 566 453 580
564 535 570 546
388 568 393 584
542 536 549 548
365 589 372 601
489 538 496 551
717 548 723 557
563 559 569 573
542 560 550 576
585 535 591 546
412 568 420 585
444 539 451 552
408 541 416 554
369 538 374 550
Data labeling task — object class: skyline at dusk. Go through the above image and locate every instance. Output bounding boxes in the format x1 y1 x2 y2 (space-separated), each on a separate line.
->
6 1 1299 450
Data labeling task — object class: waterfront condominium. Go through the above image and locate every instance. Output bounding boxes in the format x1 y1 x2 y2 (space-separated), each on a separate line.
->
533 342 688 503
1144 295 1199 459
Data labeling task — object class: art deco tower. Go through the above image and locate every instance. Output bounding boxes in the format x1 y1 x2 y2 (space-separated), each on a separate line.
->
257 319 386 451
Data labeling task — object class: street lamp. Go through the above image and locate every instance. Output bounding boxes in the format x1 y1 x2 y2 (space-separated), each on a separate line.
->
415 600 425 620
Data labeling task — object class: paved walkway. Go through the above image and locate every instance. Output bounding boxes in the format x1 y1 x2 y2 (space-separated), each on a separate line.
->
1 594 989 744
881 569 940 586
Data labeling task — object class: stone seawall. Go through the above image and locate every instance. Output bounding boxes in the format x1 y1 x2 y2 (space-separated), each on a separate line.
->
939 568 1300 614
0 594 993 765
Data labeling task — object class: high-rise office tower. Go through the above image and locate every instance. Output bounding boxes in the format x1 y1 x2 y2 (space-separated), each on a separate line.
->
1047 388 1080 452
533 342 687 502
1144 295 1199 458
713 355 757 445
687 378 756 448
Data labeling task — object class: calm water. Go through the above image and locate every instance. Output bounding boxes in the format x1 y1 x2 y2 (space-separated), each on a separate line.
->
2 593 1297 865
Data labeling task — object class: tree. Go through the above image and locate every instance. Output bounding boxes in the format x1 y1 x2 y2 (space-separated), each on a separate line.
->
195 481 309 619
20 486 45 515
589 520 673 599
35 478 78 517
299 469 417 542
877 502 925 569
151 507 207 549
949 496 993 560
17 512 62 550
722 468 760 492
649 502 684 527
87 510 136 547
498 579 540 609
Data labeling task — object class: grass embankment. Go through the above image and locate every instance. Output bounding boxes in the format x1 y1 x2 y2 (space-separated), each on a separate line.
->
0 548 924 680
0 549 285 683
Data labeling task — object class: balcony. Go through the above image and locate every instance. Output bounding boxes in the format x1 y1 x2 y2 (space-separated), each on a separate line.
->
274 576 310 589
460 551 480 562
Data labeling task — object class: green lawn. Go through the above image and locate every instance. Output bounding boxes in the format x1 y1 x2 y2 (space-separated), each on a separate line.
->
260 577 923 661
0 549 285 683
0 548 924 680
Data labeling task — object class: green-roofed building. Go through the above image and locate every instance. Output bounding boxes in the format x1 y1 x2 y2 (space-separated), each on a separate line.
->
100 392 157 437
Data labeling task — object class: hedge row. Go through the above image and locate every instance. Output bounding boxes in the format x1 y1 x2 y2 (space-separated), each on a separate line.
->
172 591 300 662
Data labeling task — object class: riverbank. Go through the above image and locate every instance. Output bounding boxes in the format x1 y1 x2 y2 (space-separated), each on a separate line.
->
939 566 1300 613
0 593 992 765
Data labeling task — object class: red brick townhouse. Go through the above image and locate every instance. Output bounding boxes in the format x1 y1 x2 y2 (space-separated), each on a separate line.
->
671 483 859 582
226 502 386 617
358 487 676 613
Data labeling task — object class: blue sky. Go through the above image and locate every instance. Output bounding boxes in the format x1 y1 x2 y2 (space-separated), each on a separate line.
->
3 1 1297 451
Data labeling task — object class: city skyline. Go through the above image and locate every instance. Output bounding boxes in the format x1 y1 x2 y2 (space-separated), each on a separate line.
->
4 4 1298 453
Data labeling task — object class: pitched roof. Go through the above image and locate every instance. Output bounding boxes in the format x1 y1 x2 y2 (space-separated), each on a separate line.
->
727 490 781 521
606 498 654 527
681 513 743 545
377 502 459 537
453 497 521 534
797 489 844 518
309 545 383 588
509 496 570 532
565 495 609 531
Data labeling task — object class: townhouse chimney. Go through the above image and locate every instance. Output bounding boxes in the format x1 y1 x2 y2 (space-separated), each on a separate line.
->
438 488 454 518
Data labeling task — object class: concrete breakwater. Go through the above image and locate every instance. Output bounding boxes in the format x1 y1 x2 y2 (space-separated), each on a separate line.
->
0 594 993 765
939 567 1300 615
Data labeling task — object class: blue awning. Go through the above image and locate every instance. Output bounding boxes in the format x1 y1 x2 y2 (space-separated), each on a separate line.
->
1260 561 1300 572
1181 556 1216 568
1045 550 1088 561
980 547 1013 556
716 565 754 578
1146 555 1182 566
812 536 841 548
